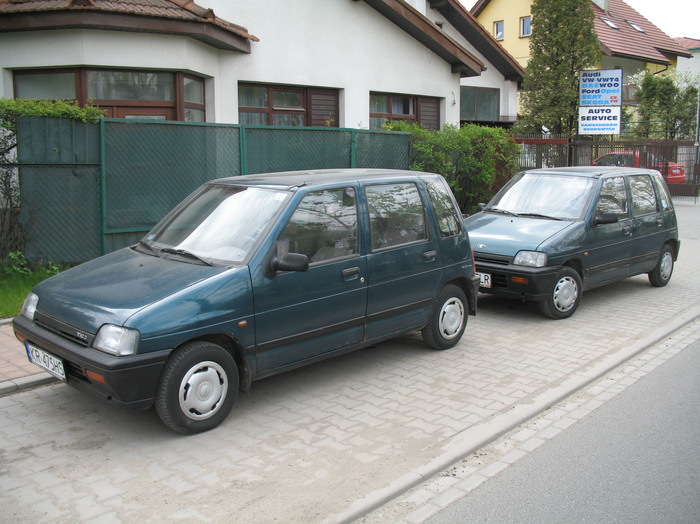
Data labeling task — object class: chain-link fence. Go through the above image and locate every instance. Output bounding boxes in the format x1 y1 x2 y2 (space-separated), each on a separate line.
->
515 135 698 181
16 117 412 263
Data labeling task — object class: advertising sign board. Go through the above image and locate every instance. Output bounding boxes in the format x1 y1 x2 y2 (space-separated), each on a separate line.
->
579 69 623 135
578 106 621 135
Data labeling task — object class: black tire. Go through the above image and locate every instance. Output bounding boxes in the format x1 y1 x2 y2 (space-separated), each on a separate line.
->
422 284 468 350
648 244 674 287
539 266 582 320
155 341 239 434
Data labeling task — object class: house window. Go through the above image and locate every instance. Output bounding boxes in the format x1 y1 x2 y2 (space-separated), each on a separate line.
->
87 71 174 101
239 84 306 127
626 20 645 32
600 17 619 29
520 16 531 37
460 87 499 123
494 20 504 40
15 71 76 99
238 83 339 127
370 93 416 129
12 68 205 121
184 76 206 122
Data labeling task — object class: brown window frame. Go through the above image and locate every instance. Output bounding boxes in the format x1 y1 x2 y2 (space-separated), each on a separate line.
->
238 83 309 127
12 68 205 122
369 92 418 129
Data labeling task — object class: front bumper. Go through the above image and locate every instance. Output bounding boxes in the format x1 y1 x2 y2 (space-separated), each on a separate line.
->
13 315 170 411
474 258 560 302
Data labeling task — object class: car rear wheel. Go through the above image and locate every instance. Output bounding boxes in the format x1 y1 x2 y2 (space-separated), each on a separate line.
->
422 284 467 349
539 267 581 320
155 341 238 434
648 245 674 287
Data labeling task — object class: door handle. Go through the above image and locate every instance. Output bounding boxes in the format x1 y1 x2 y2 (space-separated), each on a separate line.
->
342 267 361 281
423 250 437 261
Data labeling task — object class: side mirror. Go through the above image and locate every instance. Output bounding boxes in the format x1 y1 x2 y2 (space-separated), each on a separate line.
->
594 212 619 226
477 203 487 211
270 252 309 273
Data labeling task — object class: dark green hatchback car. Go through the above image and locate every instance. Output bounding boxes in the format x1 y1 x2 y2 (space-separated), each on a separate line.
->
465 167 680 319
14 169 479 433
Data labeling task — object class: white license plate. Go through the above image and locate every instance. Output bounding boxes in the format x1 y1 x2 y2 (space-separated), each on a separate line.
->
477 272 492 288
26 344 66 381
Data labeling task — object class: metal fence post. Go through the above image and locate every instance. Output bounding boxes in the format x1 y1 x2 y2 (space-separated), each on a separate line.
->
240 125 248 175
99 118 107 256
350 129 357 168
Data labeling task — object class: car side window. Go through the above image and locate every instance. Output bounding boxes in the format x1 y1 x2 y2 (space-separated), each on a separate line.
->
628 174 658 216
425 178 462 237
366 182 427 250
595 177 628 219
276 187 358 264
654 175 673 211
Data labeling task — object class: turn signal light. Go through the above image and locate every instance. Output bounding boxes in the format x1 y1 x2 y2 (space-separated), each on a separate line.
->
511 276 529 285
86 369 106 384
16 333 26 343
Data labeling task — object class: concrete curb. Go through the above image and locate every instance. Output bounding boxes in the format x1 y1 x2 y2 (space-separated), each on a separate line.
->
327 303 700 524
0 316 59 396
0 372 57 397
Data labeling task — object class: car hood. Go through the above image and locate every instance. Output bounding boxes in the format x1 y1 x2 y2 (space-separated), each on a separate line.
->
465 212 577 257
33 247 226 331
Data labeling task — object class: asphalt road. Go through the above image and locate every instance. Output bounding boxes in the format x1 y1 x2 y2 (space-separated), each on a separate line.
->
427 337 700 524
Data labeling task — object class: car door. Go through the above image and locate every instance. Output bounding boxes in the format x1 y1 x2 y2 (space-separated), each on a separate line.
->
585 176 634 287
252 185 368 373
363 180 442 340
627 173 666 274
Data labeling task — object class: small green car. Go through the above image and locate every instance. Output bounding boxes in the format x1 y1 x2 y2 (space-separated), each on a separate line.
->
465 167 680 319
14 169 479 433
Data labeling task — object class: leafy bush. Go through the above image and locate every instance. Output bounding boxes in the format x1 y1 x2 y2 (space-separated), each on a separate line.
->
0 98 105 258
384 122 520 214
0 252 65 318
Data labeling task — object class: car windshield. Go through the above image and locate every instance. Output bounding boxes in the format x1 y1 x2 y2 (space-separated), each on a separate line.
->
142 184 288 265
487 172 596 220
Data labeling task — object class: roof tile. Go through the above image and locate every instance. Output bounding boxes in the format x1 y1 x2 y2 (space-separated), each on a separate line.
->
0 0 258 42
592 0 690 64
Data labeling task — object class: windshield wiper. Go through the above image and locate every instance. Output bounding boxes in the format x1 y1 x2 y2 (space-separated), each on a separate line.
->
159 247 213 266
134 240 159 256
487 207 518 217
516 213 563 221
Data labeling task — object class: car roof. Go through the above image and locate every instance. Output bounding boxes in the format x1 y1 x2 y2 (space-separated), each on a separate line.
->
522 166 658 178
209 168 435 190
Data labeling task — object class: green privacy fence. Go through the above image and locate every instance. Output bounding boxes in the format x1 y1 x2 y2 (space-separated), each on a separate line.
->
16 117 412 263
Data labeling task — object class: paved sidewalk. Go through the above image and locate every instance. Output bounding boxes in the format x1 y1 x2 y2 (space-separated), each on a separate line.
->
1 200 699 523
0 319 56 396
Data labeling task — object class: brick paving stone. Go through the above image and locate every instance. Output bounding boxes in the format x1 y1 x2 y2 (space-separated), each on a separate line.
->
1 203 700 523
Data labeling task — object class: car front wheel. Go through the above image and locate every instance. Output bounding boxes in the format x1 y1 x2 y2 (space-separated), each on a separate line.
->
539 266 582 319
155 341 239 434
422 284 467 349
648 244 674 287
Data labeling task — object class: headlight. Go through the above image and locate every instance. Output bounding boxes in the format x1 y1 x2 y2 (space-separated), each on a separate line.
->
513 251 547 267
21 293 39 320
93 325 139 356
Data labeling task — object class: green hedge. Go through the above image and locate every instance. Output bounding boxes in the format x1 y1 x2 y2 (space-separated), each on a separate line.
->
385 122 520 214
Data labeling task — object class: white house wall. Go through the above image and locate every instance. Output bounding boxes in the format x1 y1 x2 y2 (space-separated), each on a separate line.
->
1 0 520 126
0 29 224 110
427 3 520 122
200 0 461 127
